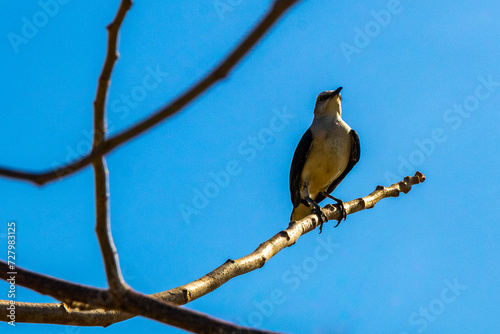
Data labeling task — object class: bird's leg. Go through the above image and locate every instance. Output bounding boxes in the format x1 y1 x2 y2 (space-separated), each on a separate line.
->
322 193 346 227
304 196 328 233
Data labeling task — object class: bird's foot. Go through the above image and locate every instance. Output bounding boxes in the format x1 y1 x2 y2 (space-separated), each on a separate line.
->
332 199 346 228
304 196 328 233
311 204 328 234
323 193 347 228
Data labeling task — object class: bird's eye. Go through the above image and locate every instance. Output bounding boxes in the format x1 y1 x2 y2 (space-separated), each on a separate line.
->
317 94 329 103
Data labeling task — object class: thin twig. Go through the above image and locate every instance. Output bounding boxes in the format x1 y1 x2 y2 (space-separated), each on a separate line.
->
91 0 130 294
0 172 426 327
93 157 128 293
0 0 302 186
86 2 268 333
92 0 131 146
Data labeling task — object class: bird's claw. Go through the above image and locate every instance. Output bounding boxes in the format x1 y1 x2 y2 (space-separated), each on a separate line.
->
333 200 346 228
311 206 328 234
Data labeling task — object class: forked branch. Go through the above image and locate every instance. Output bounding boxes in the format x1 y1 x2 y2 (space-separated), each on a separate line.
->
0 0 302 186
0 261 277 333
87 1 269 332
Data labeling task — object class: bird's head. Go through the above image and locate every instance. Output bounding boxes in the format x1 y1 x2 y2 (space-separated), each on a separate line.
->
314 87 343 117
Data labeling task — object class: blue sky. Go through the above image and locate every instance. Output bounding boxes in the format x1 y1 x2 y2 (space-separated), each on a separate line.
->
1 0 500 333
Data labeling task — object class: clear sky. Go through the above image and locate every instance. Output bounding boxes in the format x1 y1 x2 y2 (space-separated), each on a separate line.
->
1 1 500 333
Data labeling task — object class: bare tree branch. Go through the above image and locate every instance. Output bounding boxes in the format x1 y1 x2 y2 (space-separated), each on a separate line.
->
0 261 279 333
0 301 123 326
93 0 131 144
154 172 427 304
0 0 302 186
85 2 266 333
1 172 426 327
91 0 130 294
93 157 128 293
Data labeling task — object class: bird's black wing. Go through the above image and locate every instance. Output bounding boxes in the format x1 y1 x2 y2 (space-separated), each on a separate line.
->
316 129 361 203
289 128 313 208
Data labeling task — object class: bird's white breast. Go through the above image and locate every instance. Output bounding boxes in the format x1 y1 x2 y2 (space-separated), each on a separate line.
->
301 115 352 199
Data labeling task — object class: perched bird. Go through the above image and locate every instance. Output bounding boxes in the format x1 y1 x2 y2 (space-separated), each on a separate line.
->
289 87 360 232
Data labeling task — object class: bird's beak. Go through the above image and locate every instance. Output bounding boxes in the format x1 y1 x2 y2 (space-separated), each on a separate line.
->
323 87 343 101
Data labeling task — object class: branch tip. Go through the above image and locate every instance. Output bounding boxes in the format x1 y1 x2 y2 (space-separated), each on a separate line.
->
0 173 425 329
